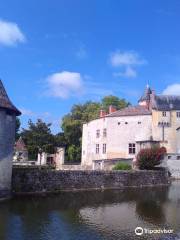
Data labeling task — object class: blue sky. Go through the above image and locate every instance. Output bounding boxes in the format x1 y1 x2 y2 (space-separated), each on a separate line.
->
0 0 180 133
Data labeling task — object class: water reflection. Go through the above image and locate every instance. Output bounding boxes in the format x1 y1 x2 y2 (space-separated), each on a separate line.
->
0 181 180 240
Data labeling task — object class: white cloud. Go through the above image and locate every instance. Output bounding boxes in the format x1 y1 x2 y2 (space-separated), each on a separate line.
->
110 50 146 67
162 84 180 95
46 71 83 98
0 19 26 46
110 50 147 78
113 66 137 78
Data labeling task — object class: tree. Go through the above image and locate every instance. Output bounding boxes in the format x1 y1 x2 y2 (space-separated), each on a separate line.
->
21 119 56 160
15 117 21 140
101 95 130 111
67 145 81 162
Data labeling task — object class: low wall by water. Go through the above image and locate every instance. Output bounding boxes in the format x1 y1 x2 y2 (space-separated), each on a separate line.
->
12 167 170 194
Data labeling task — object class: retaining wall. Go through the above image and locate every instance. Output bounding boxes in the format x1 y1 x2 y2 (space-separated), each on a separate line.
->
12 167 170 194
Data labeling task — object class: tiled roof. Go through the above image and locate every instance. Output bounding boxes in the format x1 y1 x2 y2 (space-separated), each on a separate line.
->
0 80 21 115
106 105 151 117
152 95 180 111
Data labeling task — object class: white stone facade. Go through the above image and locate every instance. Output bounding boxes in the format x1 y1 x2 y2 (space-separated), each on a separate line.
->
81 114 152 168
81 86 180 171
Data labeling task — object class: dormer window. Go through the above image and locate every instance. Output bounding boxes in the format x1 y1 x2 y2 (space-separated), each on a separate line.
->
162 111 166 117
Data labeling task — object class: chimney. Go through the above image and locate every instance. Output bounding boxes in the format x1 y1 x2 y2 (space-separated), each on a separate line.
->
100 109 106 118
109 105 117 114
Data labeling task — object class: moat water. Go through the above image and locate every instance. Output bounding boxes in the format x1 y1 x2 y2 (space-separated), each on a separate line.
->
0 181 180 240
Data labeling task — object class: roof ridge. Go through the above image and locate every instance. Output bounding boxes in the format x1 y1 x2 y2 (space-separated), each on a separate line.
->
106 105 151 117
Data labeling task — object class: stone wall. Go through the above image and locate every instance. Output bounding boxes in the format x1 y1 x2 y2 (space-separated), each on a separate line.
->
58 164 91 170
0 110 16 199
12 167 170 194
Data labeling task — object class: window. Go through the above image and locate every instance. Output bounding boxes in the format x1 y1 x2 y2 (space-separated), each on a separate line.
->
103 128 107 137
168 155 171 159
177 112 180 118
83 150 85 155
96 144 99 154
125 122 128 124
103 144 106 154
162 111 166 117
129 143 136 154
138 121 141 124
96 130 100 138
118 122 121 125
158 122 162 126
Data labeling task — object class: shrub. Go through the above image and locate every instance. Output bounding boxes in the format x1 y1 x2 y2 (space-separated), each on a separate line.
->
136 146 166 170
113 162 132 170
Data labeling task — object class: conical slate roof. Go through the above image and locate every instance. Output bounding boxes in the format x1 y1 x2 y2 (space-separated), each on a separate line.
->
0 79 21 116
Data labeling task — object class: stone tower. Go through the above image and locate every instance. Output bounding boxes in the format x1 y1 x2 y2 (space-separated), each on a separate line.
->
138 84 152 109
0 80 21 200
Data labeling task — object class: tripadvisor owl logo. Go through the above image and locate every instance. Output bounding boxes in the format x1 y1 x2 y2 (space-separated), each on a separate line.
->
135 226 174 236
135 227 143 236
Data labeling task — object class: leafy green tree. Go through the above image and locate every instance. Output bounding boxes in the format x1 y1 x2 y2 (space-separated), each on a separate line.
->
101 95 130 111
54 132 67 147
21 119 56 160
67 145 81 162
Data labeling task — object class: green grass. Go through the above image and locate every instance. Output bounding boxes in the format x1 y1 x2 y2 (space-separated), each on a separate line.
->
113 162 132 170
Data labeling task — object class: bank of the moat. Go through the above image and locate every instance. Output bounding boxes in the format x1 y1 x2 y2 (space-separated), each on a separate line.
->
0 180 180 240
12 167 170 195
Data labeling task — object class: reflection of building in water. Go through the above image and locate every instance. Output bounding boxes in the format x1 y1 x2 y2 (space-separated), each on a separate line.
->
81 85 180 176
13 137 28 162
163 181 180 227
80 203 138 233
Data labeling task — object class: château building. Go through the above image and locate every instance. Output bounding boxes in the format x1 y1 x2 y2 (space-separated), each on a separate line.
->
81 85 180 171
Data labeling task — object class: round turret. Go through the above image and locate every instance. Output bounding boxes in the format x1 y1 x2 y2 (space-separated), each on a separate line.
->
138 84 152 108
0 80 21 200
